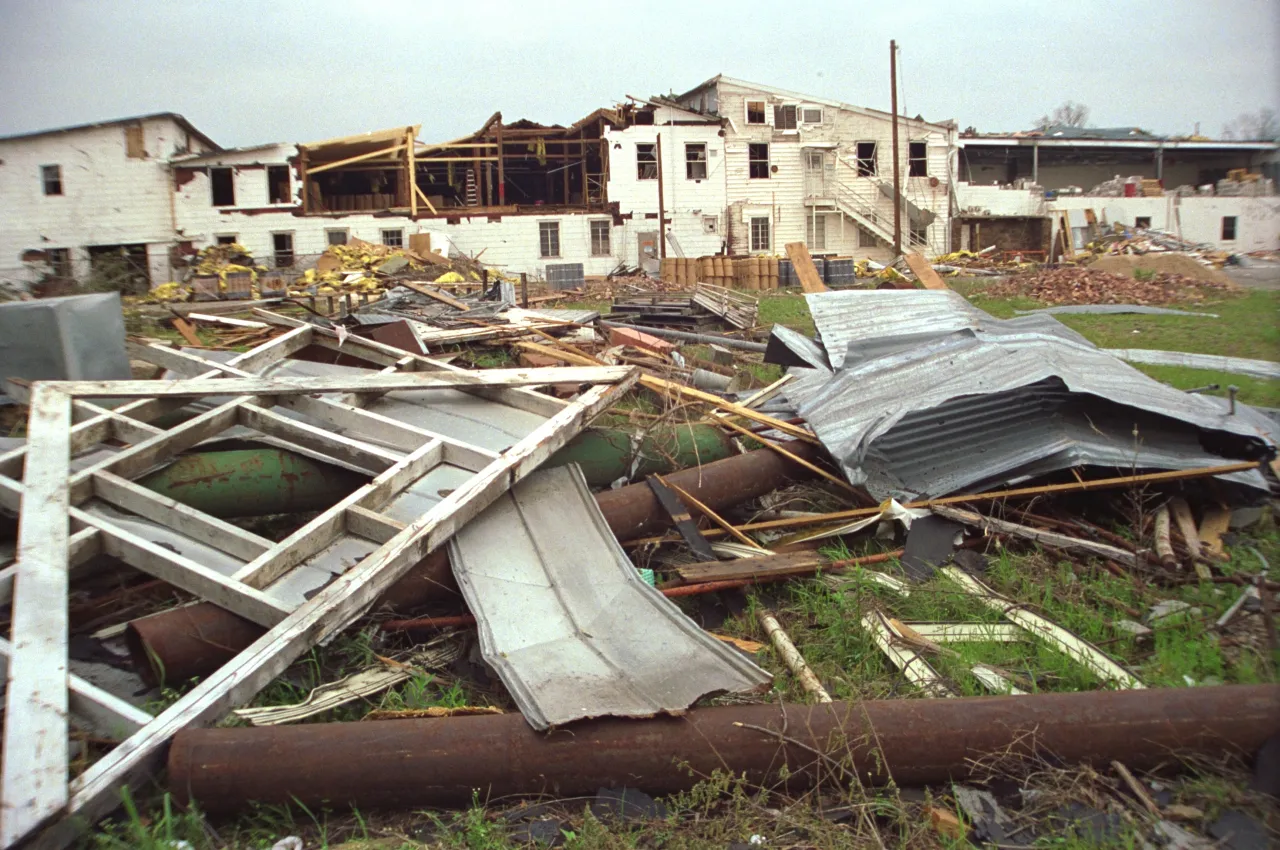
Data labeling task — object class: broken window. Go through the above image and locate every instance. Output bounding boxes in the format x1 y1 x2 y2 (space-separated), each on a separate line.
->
272 232 294 267
746 101 766 125
539 221 560 258
773 105 798 131
215 235 237 245
910 222 929 246
801 107 824 125
685 143 707 180
703 215 718 234
749 143 770 179
908 141 928 177
41 165 62 196
750 216 770 252
381 229 403 248
124 122 146 159
590 220 611 256
855 142 878 177
636 144 657 180
46 248 72 279
806 214 827 250
210 167 235 206
326 230 348 246
268 165 291 204
1135 217 1151 229
1221 216 1237 240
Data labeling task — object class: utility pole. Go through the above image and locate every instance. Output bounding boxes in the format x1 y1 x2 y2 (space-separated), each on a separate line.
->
655 135 666 259
890 39 902 255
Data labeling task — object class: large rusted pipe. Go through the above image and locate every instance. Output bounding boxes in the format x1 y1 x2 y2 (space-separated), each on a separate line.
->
129 444 820 685
170 685 1280 813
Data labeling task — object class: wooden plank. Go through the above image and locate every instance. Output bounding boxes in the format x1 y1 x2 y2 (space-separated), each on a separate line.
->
1 386 71 845
171 317 204 347
639 374 819 444
933 505 1138 568
1168 496 1211 579
399 280 470 311
238 403 402 473
91 471 273 563
1199 505 1231 557
345 506 407 544
903 252 949 290
42 373 637 850
784 242 829 293
676 550 825 583
185 313 270 330
224 324 313 374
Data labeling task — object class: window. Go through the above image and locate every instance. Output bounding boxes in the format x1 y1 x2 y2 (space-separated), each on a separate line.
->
749 143 770 179
773 105 798 131
908 141 928 177
590 220 611 256
210 167 235 206
636 143 657 180
381 229 404 248
46 248 72 279
746 100 767 125
702 216 718 234
910 222 929 246
268 165 291 204
855 142 878 177
215 235 237 245
685 143 707 180
326 230 348 246
800 107 824 125
272 233 294 268
41 165 62 196
124 122 146 159
750 217 770 252
1135 217 1152 229
539 221 560 258
806 214 827 250
1221 216 1237 241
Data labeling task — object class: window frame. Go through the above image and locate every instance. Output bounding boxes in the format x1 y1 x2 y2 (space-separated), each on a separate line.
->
702 216 718 234
271 232 295 268
1221 216 1238 241
748 143 770 180
539 221 561 258
214 234 238 246
908 141 928 177
41 164 63 196
806 214 827 251
749 216 771 253
209 166 235 207
745 100 767 125
589 219 611 257
267 165 291 204
685 143 708 180
800 106 824 125
636 143 657 180
46 248 72 280
855 142 878 177
910 222 929 246
773 105 798 131
1134 217 1152 230
326 229 349 247
124 123 146 159
381 229 404 248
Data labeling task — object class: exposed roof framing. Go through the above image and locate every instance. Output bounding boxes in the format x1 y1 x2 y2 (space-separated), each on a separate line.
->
0 323 636 847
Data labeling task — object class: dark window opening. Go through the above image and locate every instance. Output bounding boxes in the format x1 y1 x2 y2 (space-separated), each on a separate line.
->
41 164 62 196
382 229 403 248
539 221 561 258
910 222 929 246
326 230 348 246
268 165 291 204
636 144 657 180
1221 216 1237 241
746 101 766 125
590 220 611 256
210 167 235 206
685 143 707 180
46 248 72 280
908 142 928 177
1134 217 1151 229
272 233 294 267
855 142 878 177
634 110 654 125
773 105 797 131
749 143 770 179
215 235 237 245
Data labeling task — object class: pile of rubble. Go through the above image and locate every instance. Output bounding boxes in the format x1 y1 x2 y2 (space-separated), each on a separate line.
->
982 266 1238 305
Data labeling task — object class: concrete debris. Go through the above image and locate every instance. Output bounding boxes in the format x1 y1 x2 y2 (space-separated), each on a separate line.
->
982 266 1237 306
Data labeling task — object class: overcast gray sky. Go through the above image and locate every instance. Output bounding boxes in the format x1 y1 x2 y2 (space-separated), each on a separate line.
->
1 0 1277 147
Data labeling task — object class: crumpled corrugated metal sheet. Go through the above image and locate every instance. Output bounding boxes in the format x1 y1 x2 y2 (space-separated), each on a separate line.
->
450 464 771 730
786 290 1275 501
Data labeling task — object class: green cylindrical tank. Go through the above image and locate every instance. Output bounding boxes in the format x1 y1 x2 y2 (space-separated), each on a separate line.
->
547 425 736 487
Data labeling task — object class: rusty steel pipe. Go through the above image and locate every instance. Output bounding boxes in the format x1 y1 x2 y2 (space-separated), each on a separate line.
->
170 685 1280 814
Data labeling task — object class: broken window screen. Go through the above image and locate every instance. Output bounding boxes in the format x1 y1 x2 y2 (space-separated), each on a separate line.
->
326 230 348 246
539 221 560 258
636 144 657 180
210 167 235 206
801 107 823 125
855 142 878 177
1221 216 1237 240
590 220 611 256
46 248 72 279
215 235 237 245
749 144 770 179
750 217 770 252
381 229 403 248
41 165 62 196
685 143 707 180
806 214 827 250
267 166 291 204
272 233 294 267
909 141 928 177
773 105 798 131
124 123 146 159
746 101 766 125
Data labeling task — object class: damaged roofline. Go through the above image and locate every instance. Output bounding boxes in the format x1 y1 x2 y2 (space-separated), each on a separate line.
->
959 137 1279 152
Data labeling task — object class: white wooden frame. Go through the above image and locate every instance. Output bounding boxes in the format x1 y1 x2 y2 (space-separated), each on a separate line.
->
1 323 637 848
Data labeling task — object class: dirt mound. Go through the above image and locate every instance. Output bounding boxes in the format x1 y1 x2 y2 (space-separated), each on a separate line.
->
1089 254 1234 285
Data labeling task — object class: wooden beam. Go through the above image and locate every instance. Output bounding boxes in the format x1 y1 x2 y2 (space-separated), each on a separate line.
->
639 374 818 443
305 143 407 175
784 242 829 293
903 252 949 290
407 128 417 217
1 386 71 845
238 403 402 473
399 280 469 311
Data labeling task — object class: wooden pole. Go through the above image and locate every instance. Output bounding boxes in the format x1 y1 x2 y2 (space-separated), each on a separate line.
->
495 114 505 206
579 129 587 206
298 148 311 214
756 609 832 702
407 128 417 217
655 135 666 259
890 39 902 255
520 272 528 308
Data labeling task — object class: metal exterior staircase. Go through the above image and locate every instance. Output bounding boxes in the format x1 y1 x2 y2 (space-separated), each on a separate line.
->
805 162 928 252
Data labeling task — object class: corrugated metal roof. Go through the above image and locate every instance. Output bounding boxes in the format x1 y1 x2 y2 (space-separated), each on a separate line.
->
449 464 771 730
